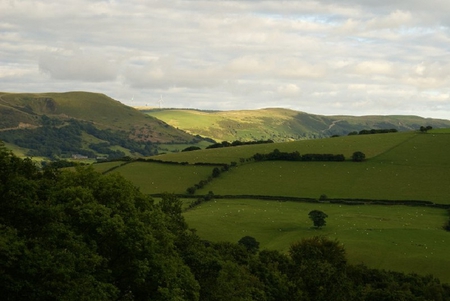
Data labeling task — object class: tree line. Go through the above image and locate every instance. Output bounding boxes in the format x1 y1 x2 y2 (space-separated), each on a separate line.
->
348 128 398 135
204 139 274 150
1 143 450 300
252 149 346 162
0 116 158 159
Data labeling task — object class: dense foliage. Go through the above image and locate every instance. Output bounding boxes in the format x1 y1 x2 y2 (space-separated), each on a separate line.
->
206 139 274 149
252 149 345 162
0 116 158 159
1 143 450 300
348 128 399 135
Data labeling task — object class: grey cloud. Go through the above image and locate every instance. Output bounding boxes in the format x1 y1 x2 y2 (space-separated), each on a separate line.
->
39 49 118 82
1 0 449 119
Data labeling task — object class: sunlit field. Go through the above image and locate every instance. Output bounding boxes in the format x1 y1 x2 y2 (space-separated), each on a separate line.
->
183 198 450 282
155 131 417 164
106 161 218 194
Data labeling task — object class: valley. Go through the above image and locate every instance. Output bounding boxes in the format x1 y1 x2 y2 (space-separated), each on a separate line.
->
92 129 450 282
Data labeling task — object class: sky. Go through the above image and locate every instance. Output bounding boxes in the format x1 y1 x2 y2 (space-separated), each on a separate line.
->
1 0 450 119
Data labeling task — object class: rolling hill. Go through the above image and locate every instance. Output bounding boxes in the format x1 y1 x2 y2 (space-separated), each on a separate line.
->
94 130 450 282
140 107 450 142
0 92 204 159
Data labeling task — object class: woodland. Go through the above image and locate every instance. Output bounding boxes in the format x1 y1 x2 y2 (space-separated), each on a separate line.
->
1 142 450 301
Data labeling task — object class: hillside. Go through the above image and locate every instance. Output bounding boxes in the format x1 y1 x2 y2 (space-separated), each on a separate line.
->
104 130 450 203
95 130 450 282
0 92 203 159
141 107 450 142
3 145 450 300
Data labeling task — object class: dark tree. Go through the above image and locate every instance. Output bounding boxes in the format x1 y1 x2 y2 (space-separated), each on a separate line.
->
182 146 201 152
308 210 328 229
212 167 221 178
289 236 349 301
319 194 328 201
238 236 260 254
420 126 433 133
352 151 366 162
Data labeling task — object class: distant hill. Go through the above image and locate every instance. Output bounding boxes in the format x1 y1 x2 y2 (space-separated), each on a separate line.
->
140 107 450 142
0 92 203 159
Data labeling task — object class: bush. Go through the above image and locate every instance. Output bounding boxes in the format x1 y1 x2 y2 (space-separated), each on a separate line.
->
352 151 366 162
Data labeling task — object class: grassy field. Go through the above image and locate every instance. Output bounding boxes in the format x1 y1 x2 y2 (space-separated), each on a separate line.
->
91 130 450 282
102 161 218 194
141 107 450 142
195 160 450 203
183 198 450 282
143 108 302 142
155 131 416 164
92 130 450 203
151 131 450 203
91 161 127 173
0 92 198 149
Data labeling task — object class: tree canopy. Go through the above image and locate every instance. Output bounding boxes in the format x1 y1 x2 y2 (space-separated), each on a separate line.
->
1 142 450 300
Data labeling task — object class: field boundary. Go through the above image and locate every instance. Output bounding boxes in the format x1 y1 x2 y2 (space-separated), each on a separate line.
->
370 132 418 160
149 193 450 210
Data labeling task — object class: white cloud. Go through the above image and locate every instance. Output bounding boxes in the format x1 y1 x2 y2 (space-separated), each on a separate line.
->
277 84 301 97
0 0 449 119
39 48 118 82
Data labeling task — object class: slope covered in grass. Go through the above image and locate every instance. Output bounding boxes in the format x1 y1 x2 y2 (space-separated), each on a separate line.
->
141 107 450 142
0 92 206 158
192 132 450 203
155 131 416 164
183 198 450 282
108 131 450 203
91 130 450 282
0 91 195 141
99 161 218 195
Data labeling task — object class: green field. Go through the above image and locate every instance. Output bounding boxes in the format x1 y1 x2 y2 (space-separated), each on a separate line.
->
153 131 450 203
155 131 417 164
94 130 450 282
102 161 218 194
142 107 450 142
183 198 450 282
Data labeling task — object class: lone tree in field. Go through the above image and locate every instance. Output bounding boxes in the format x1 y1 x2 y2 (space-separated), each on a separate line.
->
351 151 366 162
309 210 328 229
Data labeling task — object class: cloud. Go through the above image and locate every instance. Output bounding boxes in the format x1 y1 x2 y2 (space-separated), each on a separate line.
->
1 0 449 119
277 84 301 97
39 48 118 82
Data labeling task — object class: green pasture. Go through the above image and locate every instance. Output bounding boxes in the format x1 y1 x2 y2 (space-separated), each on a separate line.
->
2 142 28 157
183 198 450 282
190 133 450 203
430 128 450 134
196 158 450 203
144 108 300 142
92 161 126 173
145 109 225 129
158 141 213 153
104 161 217 194
155 131 417 164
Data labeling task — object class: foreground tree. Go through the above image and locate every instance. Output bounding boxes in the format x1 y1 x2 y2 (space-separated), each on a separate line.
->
308 210 328 229
238 236 260 254
0 145 200 300
289 236 350 301
2 142 450 301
